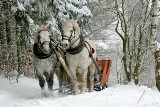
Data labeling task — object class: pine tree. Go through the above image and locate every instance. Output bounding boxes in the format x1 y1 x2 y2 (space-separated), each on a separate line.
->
0 0 92 76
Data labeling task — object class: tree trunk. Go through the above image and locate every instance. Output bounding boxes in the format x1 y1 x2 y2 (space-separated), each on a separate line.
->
16 23 23 74
151 0 160 91
133 25 143 85
115 0 150 85
122 39 131 82
155 51 160 91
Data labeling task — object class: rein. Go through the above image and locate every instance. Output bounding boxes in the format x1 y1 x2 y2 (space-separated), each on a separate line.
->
85 41 102 77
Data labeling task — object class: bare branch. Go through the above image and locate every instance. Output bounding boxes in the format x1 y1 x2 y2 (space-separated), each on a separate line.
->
115 19 124 41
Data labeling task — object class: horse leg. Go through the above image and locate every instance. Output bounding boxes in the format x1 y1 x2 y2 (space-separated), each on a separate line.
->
44 71 53 91
69 68 78 95
58 66 64 94
37 74 45 90
48 72 54 91
71 78 78 95
54 66 63 94
80 69 88 94
88 62 95 92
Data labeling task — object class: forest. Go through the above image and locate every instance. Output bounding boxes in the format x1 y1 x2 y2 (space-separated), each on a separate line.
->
0 0 160 92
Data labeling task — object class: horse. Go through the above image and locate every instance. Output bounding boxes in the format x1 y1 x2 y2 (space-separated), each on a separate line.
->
33 24 71 95
33 24 58 94
61 20 96 94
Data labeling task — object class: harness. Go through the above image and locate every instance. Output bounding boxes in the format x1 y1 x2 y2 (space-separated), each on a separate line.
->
66 35 85 54
62 27 76 44
33 29 54 59
85 41 102 78
33 43 53 59
62 27 102 76
62 27 86 55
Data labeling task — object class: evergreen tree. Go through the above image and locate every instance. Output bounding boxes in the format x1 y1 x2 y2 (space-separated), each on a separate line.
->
0 0 92 76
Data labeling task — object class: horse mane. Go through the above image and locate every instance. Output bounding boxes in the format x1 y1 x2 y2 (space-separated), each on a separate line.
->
34 25 50 44
63 20 81 36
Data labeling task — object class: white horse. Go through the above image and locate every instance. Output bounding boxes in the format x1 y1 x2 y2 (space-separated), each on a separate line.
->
33 25 57 93
61 20 96 94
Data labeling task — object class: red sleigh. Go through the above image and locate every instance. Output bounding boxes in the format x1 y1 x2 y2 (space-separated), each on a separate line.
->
94 59 112 91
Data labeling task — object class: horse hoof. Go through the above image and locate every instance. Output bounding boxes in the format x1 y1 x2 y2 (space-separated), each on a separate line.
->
41 90 48 97
80 89 87 94
73 92 78 95
88 89 94 92
80 91 86 94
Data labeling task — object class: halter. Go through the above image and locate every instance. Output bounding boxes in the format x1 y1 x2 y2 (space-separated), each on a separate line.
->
33 29 54 59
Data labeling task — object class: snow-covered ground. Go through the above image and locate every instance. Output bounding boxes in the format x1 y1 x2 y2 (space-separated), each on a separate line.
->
0 76 160 107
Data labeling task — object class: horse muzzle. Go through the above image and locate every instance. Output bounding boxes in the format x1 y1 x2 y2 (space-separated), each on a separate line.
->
41 42 51 54
62 42 69 50
43 45 50 53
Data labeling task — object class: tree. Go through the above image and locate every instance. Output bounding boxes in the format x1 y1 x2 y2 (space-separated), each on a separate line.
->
115 0 151 84
0 0 18 77
0 0 92 77
86 0 116 39
150 0 160 91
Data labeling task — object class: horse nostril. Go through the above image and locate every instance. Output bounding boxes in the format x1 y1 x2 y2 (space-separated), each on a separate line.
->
62 43 68 48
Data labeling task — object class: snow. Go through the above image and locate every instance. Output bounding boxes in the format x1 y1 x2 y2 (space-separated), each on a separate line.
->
95 41 109 49
66 4 92 16
88 0 98 3
11 0 26 13
68 0 87 4
81 6 92 16
27 16 34 24
156 41 160 51
0 76 160 107
17 0 26 11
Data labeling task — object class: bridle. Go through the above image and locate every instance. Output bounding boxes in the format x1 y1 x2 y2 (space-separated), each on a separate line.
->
62 27 76 45
37 29 51 49
33 29 53 59
62 27 85 54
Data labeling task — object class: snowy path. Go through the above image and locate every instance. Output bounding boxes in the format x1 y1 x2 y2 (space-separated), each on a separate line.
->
0 76 160 107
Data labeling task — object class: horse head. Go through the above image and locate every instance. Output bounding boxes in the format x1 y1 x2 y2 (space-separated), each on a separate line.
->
61 20 81 50
34 24 52 54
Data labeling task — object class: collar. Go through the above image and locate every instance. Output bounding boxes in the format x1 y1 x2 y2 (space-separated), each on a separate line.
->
33 43 53 59
66 35 85 55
